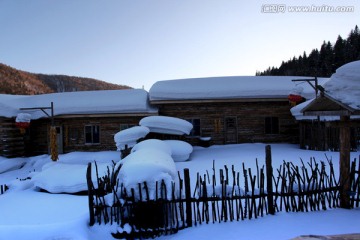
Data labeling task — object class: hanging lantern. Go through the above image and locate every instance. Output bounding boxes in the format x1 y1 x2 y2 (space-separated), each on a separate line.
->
15 113 31 134
288 94 304 106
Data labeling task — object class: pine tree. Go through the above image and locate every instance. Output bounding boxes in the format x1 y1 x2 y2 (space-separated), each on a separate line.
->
256 26 360 77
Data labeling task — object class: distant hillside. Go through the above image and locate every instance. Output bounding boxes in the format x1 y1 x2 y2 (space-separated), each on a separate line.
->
0 63 131 95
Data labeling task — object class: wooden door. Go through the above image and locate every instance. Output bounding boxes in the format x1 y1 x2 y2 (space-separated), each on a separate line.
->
224 117 238 144
55 126 64 154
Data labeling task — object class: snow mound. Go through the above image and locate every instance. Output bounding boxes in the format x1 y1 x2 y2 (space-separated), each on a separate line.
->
164 140 193 162
31 162 112 193
131 139 172 155
0 157 27 174
114 126 150 150
118 148 176 200
139 116 193 135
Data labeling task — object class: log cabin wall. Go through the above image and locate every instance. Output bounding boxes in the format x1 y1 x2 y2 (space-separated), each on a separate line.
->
27 115 150 156
154 100 299 145
0 117 25 157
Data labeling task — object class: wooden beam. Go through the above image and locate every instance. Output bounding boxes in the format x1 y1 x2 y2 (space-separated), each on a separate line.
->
303 110 351 116
339 115 351 209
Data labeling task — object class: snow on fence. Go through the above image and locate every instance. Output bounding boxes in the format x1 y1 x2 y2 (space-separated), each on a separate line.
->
86 147 360 239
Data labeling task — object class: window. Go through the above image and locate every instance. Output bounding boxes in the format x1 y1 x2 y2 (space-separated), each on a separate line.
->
85 125 100 144
265 117 279 134
187 119 201 136
120 124 136 131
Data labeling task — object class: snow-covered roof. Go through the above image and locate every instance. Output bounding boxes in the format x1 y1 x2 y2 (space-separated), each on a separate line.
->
322 61 360 111
149 76 329 102
291 61 360 121
0 89 158 119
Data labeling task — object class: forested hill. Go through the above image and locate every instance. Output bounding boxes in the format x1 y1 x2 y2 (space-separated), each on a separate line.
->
256 25 360 77
0 63 131 95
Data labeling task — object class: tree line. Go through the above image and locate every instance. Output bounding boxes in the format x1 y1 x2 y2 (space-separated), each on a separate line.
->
256 25 360 77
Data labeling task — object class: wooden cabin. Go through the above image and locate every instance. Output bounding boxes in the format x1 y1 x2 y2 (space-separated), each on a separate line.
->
0 89 158 157
148 76 321 145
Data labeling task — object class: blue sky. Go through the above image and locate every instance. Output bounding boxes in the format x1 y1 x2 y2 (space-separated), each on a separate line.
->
0 1 359 90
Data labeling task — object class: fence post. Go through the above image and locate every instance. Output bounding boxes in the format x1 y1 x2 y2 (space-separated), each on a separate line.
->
339 116 351 209
265 145 275 215
184 168 192 227
86 162 95 226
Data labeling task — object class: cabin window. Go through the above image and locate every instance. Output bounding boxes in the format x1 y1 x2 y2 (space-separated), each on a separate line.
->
120 124 136 131
265 117 279 134
187 119 201 136
85 125 100 144
68 127 81 144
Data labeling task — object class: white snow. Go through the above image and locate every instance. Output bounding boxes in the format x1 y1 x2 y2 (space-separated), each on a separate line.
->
0 89 158 119
131 139 172 155
139 116 193 135
15 113 31 123
291 60 360 120
323 60 360 111
31 162 113 193
114 126 150 150
0 143 359 240
164 140 193 162
117 148 176 200
149 76 329 101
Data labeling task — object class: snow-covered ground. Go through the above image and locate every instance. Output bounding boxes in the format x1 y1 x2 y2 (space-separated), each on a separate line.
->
0 143 359 240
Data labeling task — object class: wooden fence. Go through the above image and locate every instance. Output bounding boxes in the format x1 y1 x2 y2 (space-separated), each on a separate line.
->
87 147 360 239
0 184 8 195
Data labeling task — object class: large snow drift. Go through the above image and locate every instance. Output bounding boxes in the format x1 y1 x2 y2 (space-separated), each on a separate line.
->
31 162 113 193
117 148 176 200
140 116 193 135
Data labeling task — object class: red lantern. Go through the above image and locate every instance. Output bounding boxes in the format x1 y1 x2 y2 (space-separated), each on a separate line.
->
15 121 30 134
288 94 303 103
15 122 30 129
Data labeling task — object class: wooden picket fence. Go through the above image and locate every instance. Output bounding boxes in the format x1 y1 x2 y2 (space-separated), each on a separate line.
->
86 146 360 239
0 184 8 195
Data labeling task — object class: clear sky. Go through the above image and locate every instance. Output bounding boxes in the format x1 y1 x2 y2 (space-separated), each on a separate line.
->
0 0 359 90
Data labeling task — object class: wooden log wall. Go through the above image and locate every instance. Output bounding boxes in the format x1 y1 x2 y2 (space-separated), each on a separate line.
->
27 115 150 155
155 101 299 145
0 117 25 157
